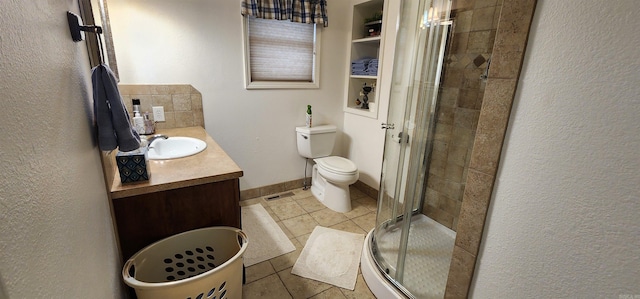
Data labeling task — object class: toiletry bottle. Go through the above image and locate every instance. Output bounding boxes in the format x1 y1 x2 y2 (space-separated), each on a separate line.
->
144 112 156 135
131 99 145 134
133 111 145 134
132 98 141 114
306 105 312 128
143 112 155 135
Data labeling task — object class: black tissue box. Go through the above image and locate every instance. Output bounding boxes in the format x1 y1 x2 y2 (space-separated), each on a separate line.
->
116 147 149 183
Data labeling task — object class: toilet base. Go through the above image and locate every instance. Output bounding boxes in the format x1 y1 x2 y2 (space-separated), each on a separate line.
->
311 165 353 213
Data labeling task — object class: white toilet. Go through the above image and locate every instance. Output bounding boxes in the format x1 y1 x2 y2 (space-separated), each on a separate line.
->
296 125 359 213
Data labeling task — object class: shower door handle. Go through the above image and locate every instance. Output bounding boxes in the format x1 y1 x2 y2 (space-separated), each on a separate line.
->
398 131 409 143
381 123 395 130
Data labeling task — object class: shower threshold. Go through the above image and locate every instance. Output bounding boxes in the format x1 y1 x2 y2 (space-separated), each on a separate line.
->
362 214 456 299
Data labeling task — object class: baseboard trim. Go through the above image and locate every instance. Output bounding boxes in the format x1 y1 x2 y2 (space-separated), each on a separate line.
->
241 178 379 202
240 177 311 200
353 180 379 200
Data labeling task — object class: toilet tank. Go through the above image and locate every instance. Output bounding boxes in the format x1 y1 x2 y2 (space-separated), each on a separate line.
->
296 125 337 158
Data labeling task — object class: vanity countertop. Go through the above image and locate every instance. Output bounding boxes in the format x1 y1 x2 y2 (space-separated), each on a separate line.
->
109 126 243 199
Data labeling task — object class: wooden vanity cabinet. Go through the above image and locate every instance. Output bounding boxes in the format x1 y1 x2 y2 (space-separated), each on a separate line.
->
113 178 241 262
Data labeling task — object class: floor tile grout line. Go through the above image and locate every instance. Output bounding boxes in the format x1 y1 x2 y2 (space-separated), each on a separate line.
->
242 186 377 298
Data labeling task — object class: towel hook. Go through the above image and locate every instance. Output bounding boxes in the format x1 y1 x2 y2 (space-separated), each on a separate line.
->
67 11 103 42
67 11 105 64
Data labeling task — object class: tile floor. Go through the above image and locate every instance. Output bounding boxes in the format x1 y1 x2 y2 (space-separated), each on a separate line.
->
239 186 378 299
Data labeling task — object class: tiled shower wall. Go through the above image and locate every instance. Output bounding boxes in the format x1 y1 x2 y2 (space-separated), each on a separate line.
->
118 84 205 130
422 0 502 230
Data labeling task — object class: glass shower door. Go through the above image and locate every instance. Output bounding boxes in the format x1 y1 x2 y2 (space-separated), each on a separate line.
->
372 0 452 297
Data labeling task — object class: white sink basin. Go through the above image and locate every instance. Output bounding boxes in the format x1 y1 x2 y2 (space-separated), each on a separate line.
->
147 137 207 160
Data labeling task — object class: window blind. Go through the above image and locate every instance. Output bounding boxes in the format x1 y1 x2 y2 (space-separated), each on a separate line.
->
248 18 316 82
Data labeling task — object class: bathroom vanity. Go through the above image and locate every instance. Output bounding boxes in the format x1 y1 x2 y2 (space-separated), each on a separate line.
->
105 126 243 262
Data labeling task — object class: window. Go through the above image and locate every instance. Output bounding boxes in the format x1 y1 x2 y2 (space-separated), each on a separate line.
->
242 17 321 89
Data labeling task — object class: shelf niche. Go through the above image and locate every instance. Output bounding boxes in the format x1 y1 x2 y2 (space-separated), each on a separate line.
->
344 0 386 119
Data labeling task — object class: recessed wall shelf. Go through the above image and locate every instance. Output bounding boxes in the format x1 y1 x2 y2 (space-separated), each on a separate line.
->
343 0 387 119
351 75 378 79
353 36 382 43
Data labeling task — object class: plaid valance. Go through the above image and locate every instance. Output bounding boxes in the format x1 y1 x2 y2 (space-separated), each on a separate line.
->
241 0 328 27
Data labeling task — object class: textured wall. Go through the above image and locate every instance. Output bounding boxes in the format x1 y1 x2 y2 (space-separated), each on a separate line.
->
471 0 640 297
0 2 123 298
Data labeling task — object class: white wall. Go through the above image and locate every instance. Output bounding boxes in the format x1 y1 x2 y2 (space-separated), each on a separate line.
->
470 1 640 298
0 2 123 298
108 0 351 190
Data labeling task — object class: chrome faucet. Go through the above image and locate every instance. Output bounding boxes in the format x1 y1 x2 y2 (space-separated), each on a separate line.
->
146 134 168 147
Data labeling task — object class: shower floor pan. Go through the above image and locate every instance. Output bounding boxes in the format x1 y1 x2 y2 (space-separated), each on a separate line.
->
371 214 456 299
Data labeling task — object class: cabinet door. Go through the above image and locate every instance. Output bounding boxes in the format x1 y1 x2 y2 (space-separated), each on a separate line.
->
113 179 241 261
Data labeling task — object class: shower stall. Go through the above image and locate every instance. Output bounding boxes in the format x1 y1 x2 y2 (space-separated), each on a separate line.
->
361 0 499 298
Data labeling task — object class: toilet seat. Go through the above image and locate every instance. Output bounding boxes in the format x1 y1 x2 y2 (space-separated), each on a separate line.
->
315 156 358 175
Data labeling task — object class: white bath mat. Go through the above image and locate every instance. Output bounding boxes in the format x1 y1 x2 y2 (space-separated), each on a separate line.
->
291 226 364 290
241 204 295 266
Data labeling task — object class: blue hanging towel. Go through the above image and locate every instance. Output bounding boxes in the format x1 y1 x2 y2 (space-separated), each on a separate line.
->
91 64 141 152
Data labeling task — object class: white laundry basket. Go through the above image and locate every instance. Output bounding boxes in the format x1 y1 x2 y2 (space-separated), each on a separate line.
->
122 227 248 299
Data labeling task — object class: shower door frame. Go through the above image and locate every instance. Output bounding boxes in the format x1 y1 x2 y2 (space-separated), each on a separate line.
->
371 0 453 297
366 0 538 297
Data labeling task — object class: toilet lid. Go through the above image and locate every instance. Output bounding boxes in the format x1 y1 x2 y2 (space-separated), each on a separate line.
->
315 156 358 174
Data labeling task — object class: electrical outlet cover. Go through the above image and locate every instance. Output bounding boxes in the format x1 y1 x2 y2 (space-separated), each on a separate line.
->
152 106 165 122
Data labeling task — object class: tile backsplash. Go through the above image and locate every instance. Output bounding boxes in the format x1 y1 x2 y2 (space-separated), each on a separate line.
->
118 84 204 130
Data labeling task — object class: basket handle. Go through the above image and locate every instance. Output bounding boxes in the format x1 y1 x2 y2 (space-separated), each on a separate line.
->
236 229 248 248
122 258 137 283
